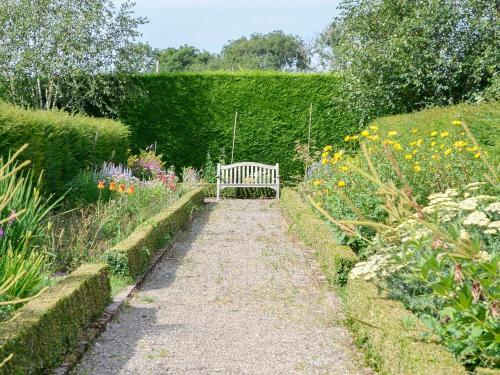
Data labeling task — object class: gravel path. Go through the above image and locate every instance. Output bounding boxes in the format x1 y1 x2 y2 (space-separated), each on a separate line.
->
74 199 368 375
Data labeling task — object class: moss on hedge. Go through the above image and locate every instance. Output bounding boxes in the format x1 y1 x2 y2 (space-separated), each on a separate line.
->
346 278 466 375
0 102 130 194
116 72 357 181
104 187 205 278
280 187 357 286
0 263 110 374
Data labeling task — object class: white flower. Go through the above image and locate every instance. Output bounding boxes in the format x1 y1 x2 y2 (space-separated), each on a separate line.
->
484 229 497 235
459 229 470 240
463 211 491 227
458 197 479 211
476 251 490 261
465 182 486 191
485 202 500 214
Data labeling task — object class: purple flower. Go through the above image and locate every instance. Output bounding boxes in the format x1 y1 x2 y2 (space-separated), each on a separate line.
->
0 227 4 238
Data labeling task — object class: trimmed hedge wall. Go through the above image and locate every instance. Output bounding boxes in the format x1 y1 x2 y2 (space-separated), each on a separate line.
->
104 187 205 278
346 278 466 375
117 72 357 181
0 102 130 194
0 263 110 374
280 187 357 286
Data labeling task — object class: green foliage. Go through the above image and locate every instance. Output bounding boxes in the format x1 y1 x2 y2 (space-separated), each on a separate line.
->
117 72 356 181
127 149 165 180
280 188 357 286
65 169 112 207
104 187 204 278
157 45 215 72
48 182 184 272
0 102 130 195
0 0 147 113
386 188 500 370
333 0 499 122
346 278 466 375
0 263 110 374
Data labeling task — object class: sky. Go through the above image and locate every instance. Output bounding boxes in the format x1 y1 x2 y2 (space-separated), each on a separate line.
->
124 0 340 52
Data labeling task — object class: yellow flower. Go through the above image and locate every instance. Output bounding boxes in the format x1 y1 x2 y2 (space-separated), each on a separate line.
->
321 151 329 158
337 180 346 188
409 141 417 147
388 130 398 137
393 142 402 151
440 131 449 138
351 134 359 140
431 131 438 137
466 146 478 152
405 154 413 160
361 130 370 137
431 154 438 160
431 141 437 147
412 149 418 155
321 158 328 165
474 152 481 159
339 165 350 172
444 148 452 156
460 131 465 136
97 180 105 190
323 145 333 152
413 163 421 173
369 125 379 131
452 119 462 126
453 140 467 148
367 134 379 141
412 128 418 134
118 183 126 193
332 151 344 162
109 181 117 191
416 139 423 146
383 139 394 146
344 135 351 142
313 179 323 186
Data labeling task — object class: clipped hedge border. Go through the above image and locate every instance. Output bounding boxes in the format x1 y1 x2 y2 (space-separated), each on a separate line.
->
346 279 466 375
104 187 205 278
0 263 110 374
0 101 130 195
280 187 357 286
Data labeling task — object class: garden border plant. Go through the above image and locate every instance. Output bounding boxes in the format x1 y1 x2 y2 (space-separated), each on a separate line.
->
279 187 466 374
104 186 205 278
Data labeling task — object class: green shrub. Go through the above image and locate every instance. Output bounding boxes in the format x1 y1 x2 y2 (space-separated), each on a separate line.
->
115 72 357 181
280 188 357 286
104 187 205 278
65 169 112 207
346 278 466 375
0 263 110 374
0 102 130 195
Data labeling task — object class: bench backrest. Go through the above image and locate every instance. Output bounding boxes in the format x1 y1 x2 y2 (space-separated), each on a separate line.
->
216 162 280 199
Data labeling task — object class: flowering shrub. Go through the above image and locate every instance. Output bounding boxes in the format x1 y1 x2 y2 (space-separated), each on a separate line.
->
302 120 491 256
127 149 165 180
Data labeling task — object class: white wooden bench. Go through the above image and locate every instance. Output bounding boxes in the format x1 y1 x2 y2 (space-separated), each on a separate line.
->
216 162 280 200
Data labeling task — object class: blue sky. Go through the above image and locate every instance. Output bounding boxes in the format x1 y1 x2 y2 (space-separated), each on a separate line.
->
125 0 340 52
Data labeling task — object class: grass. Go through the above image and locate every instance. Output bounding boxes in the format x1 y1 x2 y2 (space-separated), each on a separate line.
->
110 275 133 297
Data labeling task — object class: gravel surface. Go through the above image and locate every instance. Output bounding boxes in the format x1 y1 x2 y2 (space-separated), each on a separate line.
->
74 199 368 375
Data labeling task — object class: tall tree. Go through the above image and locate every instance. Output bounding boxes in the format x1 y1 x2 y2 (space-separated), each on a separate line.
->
332 0 499 123
0 0 148 114
157 45 215 72
218 31 310 71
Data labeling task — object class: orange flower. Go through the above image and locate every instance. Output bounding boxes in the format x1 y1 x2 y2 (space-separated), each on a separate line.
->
109 181 117 191
118 183 126 193
97 180 105 190
127 185 135 195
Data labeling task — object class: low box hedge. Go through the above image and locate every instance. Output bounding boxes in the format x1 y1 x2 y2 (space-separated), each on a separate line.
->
0 101 130 195
280 187 357 286
0 263 110 374
346 278 466 375
104 187 205 278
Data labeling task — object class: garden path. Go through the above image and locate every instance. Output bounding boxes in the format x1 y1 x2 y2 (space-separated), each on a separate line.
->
74 199 368 375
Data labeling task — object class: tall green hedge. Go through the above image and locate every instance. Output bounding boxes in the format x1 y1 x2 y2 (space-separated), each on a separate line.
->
0 102 130 194
118 72 356 181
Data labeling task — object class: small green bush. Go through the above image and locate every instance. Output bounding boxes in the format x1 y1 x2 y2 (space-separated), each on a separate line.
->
280 187 357 286
0 102 130 195
0 263 110 374
104 187 205 278
346 278 466 375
